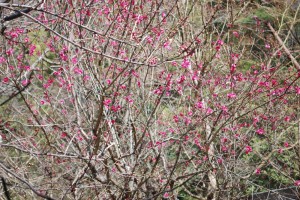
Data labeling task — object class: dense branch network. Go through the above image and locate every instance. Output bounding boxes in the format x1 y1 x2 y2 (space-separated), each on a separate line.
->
0 0 299 199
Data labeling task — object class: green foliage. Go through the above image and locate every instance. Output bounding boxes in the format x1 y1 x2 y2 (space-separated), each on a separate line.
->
266 168 291 185
238 60 256 72
237 16 255 24
168 65 177 72
244 134 299 194
45 52 56 60
237 6 278 25
254 7 275 22
177 190 198 200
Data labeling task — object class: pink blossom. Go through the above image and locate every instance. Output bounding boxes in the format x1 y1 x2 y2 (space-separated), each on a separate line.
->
59 50 68 61
284 142 289 147
227 92 236 99
53 71 61 76
295 87 300 95
61 132 67 138
221 146 228 152
0 57 6 64
125 95 133 104
103 99 112 107
159 131 167 137
206 107 213 114
192 71 199 81
217 39 224 45
23 65 30 71
255 168 261 175
110 40 118 46
146 36 153 44
221 137 228 143
233 31 239 37
74 67 83 74
153 87 163 95
163 41 171 50
29 44 36 56
277 51 281 58
217 158 223 164
83 75 90 81
6 48 14 56
215 40 224 51
265 44 270 49
194 138 201 147
253 117 259 125
40 100 45 105
21 79 29 86
163 192 169 198
67 83 74 91
111 104 122 112
48 78 54 84
177 75 186 84
2 77 9 83
71 57 78 64
184 117 191 125
9 31 19 38
230 64 236 73
161 12 167 23
120 84 127 90
148 57 158 65
43 83 50 89
195 101 203 109
295 180 300 186
173 115 179 123
256 128 265 135
195 37 201 44
36 74 43 80
221 105 228 112
284 116 290 122
245 146 252 154
181 58 190 69
131 70 139 78
106 79 112 85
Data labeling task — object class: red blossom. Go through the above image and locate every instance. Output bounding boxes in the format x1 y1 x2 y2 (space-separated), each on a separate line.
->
245 146 252 154
181 58 191 69
2 77 9 83
256 128 265 135
255 168 261 175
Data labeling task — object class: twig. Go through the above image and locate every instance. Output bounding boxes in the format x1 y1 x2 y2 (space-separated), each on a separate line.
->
268 22 300 70
1 177 11 200
0 162 55 200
